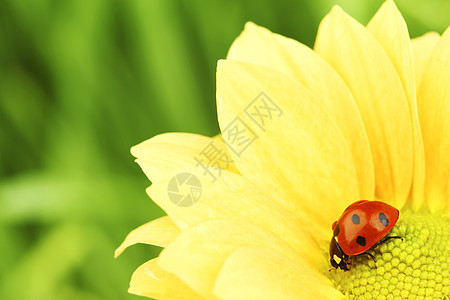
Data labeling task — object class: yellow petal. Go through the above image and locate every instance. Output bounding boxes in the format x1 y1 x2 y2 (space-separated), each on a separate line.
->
213 245 344 300
315 6 413 207
367 1 415 108
366 0 425 210
212 134 224 142
146 166 322 263
417 27 450 211
115 216 180 258
129 258 204 300
216 59 359 233
227 22 374 199
158 219 317 299
411 32 440 87
131 133 239 183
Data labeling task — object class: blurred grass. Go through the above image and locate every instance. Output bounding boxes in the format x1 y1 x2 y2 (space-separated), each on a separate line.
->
0 0 447 299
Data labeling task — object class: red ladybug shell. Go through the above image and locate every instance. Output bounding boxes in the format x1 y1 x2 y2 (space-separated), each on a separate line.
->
332 200 399 256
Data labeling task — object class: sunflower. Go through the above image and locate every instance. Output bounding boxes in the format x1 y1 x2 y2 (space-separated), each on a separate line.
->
116 1 450 299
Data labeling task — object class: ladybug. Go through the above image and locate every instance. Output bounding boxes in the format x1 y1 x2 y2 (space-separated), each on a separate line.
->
329 200 402 271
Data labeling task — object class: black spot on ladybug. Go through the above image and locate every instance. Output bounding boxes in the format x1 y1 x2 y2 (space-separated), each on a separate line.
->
351 214 360 225
379 212 389 227
356 236 366 246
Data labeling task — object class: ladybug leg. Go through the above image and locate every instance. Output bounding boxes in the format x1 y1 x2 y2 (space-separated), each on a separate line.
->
366 252 376 263
373 236 403 248
356 252 377 262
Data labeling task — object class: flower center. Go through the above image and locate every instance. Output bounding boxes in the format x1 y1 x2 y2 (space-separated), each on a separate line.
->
328 214 450 299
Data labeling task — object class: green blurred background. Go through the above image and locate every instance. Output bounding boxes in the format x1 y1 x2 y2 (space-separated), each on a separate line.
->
0 0 447 299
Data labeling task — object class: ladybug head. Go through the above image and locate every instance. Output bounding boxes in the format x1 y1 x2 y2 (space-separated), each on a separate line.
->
329 237 350 271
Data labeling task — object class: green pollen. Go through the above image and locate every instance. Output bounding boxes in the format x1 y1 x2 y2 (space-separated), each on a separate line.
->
329 214 450 300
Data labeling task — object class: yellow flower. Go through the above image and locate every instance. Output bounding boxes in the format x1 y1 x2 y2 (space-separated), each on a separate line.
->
116 1 450 299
